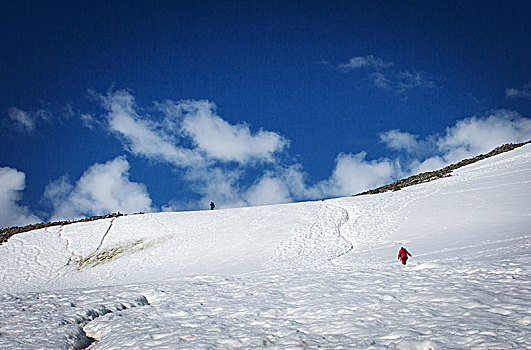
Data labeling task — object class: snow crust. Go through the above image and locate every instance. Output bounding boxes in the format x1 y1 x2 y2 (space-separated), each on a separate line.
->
1 145 530 349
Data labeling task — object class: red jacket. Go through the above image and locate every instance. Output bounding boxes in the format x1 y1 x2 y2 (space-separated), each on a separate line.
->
398 249 411 260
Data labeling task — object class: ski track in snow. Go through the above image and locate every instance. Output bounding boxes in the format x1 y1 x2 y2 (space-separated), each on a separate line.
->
267 202 351 269
1 145 531 349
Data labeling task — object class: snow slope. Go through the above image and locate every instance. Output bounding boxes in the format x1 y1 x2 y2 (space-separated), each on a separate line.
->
1 145 530 349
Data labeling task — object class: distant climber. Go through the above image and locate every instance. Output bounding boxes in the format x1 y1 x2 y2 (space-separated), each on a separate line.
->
398 247 412 265
210 202 215 210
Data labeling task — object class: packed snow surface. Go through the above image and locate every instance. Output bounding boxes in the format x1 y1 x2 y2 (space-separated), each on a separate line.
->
1 145 530 349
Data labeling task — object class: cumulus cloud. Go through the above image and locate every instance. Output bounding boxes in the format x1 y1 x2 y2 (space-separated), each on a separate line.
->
229 151 397 205
337 55 435 94
100 90 205 167
314 152 396 197
379 130 421 153
185 166 247 209
436 110 531 162
379 130 439 160
93 90 292 209
403 110 531 174
177 100 288 163
6 88 529 225
244 175 292 206
408 157 446 175
45 157 153 221
280 164 322 200
505 84 531 99
379 110 530 175
99 90 287 166
0 167 41 227
91 90 530 211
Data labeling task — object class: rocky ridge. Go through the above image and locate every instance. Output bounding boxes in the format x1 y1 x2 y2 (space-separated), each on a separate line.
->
355 140 531 196
0 213 124 245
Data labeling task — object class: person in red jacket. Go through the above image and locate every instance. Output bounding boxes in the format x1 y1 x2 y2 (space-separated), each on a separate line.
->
398 247 412 265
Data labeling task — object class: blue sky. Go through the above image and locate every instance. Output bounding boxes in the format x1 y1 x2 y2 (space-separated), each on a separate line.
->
1 1 530 227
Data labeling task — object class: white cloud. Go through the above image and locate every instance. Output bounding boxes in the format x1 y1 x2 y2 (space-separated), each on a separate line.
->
100 90 205 168
337 55 435 94
405 110 531 174
179 101 288 163
281 164 322 199
181 166 248 210
379 130 420 153
80 113 99 129
505 84 531 99
45 157 153 221
438 110 531 157
93 90 530 210
185 150 397 207
338 55 394 71
396 71 435 93
339 110 530 191
99 91 287 166
42 175 73 207
0 167 41 227
370 72 392 89
7 106 64 132
95 90 291 209
408 156 446 175
254 153 397 202
8 107 35 132
6 88 529 224
318 152 396 197
245 175 292 206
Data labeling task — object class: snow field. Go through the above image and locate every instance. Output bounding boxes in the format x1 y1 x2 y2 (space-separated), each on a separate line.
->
0 144 530 349
0 287 150 349
2 260 528 349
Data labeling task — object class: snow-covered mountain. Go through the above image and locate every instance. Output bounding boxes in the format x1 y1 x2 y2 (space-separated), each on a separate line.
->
1 144 530 349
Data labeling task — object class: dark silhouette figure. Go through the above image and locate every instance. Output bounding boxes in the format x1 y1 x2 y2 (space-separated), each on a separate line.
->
398 247 412 265
210 202 215 210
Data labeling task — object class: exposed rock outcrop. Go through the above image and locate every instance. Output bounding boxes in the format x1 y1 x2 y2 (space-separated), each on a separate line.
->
0 212 124 245
355 140 531 196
